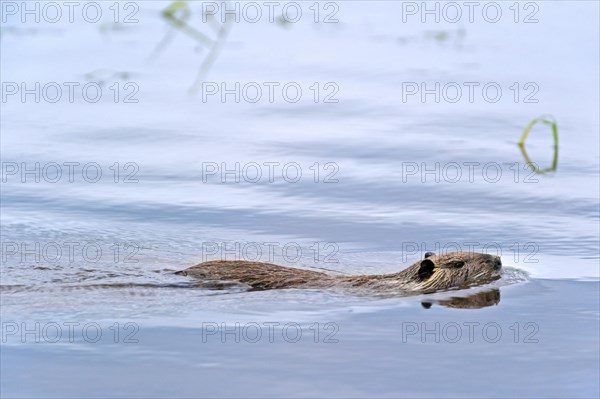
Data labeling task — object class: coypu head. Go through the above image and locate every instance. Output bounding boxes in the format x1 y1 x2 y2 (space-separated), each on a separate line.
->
409 252 502 292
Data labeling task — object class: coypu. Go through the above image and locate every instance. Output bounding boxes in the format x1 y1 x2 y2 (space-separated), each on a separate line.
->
175 251 502 295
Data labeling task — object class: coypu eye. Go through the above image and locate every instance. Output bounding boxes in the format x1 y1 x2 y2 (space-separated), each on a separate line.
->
424 252 435 259
418 259 435 280
448 261 465 269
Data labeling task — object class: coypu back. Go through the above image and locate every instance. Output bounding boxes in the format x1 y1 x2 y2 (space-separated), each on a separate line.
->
175 252 502 294
176 260 337 290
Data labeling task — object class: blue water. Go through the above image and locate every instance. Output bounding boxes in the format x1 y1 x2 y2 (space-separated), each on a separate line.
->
1 1 599 397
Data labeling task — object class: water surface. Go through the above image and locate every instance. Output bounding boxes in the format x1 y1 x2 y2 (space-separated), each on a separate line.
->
1 1 599 397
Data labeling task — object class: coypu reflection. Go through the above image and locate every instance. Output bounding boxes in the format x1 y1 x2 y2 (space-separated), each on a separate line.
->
421 289 501 309
176 251 502 295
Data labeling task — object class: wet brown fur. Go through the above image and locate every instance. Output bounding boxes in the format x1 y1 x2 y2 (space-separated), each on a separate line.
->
176 251 502 295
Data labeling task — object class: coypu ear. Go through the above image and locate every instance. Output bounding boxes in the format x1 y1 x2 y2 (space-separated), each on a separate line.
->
424 252 435 259
418 259 435 280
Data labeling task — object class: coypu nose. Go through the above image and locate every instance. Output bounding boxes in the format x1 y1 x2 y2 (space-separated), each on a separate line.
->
493 256 502 270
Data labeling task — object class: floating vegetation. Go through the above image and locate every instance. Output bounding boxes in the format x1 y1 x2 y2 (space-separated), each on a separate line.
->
149 0 232 93
428 30 449 42
84 68 133 81
152 0 306 93
276 15 293 28
518 115 559 174
423 28 466 47
81 68 136 88
161 0 213 47
99 22 137 36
